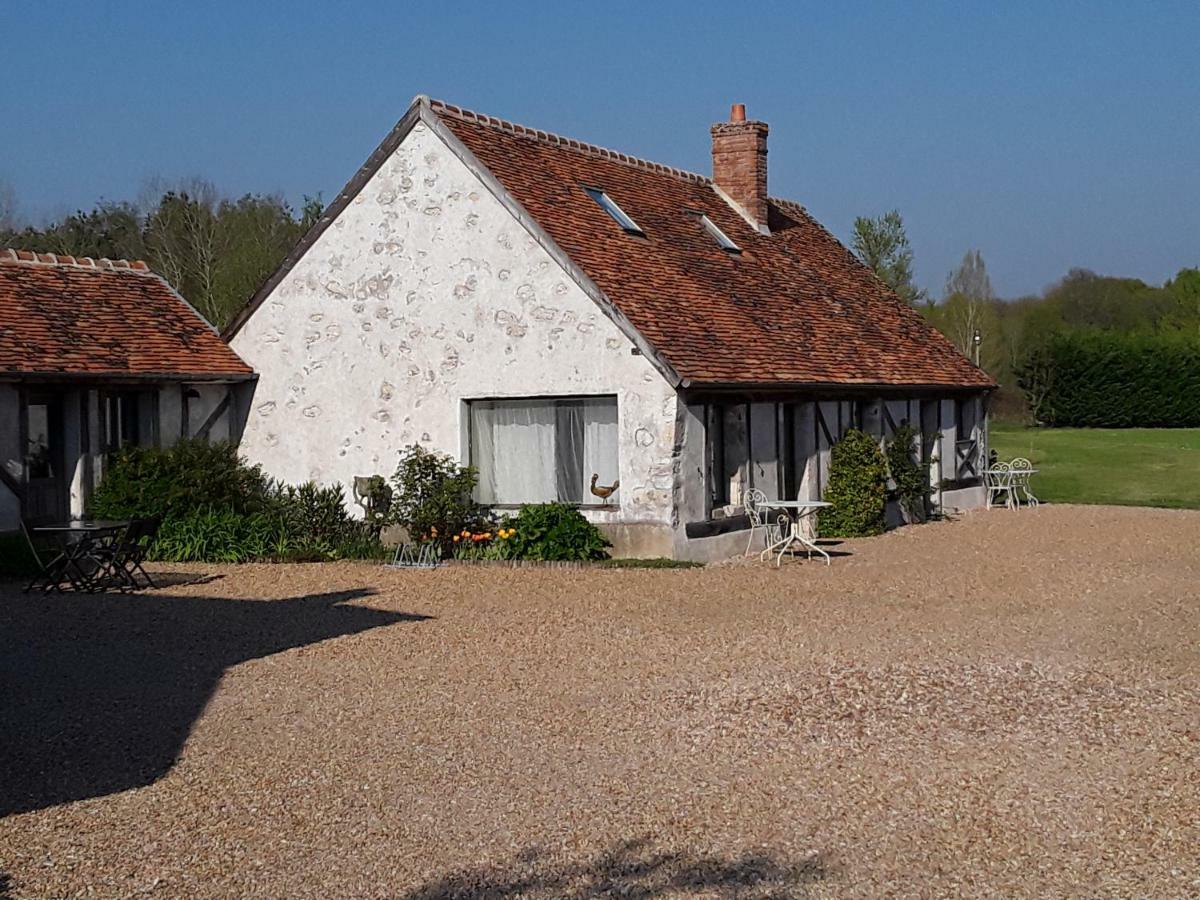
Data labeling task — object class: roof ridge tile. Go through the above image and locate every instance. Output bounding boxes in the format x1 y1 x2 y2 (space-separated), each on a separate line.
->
0 247 150 272
428 97 711 184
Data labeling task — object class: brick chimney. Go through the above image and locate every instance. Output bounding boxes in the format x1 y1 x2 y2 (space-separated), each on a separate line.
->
711 103 769 232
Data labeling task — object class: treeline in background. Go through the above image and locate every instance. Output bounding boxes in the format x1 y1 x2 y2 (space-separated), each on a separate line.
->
4 184 1198 429
853 211 1200 427
0 178 320 330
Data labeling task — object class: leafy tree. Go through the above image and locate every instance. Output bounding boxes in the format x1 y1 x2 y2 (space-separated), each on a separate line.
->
852 209 927 305
1164 268 1200 333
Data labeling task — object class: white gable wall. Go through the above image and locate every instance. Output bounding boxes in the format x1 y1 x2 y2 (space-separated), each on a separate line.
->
230 121 678 546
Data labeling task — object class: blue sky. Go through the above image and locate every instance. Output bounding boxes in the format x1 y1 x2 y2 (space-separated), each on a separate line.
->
1 1 1197 298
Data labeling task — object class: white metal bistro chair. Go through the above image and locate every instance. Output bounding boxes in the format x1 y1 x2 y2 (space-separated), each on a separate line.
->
1010 457 1039 508
743 488 783 556
985 461 1013 510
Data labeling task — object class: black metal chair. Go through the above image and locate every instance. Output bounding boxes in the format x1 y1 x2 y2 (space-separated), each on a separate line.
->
96 517 161 591
21 519 70 592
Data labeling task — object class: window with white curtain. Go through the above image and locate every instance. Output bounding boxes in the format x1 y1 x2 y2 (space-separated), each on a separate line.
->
469 397 619 505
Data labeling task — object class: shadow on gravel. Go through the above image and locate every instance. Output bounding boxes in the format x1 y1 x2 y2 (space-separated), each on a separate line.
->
0 586 429 817
404 836 832 899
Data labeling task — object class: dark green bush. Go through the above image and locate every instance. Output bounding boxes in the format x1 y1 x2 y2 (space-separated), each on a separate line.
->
90 440 384 563
819 428 888 538
1018 331 1200 427
503 503 611 561
390 444 486 552
886 423 931 523
270 482 354 547
90 439 272 521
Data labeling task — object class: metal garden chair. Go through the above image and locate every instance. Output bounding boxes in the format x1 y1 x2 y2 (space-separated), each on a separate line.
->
96 517 161 590
21 519 73 592
1009 457 1039 508
743 488 783 556
985 461 1013 510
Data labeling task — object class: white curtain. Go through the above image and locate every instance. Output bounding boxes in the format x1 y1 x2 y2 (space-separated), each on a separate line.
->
472 401 557 504
582 399 619 503
472 398 619 505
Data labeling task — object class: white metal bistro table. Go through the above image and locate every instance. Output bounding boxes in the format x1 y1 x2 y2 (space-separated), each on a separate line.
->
984 467 1039 510
757 499 832 567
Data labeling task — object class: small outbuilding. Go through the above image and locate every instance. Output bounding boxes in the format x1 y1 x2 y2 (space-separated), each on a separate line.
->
0 250 255 529
227 97 995 561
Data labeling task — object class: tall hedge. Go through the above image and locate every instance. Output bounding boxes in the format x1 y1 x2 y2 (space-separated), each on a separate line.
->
819 428 888 538
1018 332 1200 427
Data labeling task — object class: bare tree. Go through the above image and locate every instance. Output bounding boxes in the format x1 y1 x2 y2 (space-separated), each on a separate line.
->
943 249 993 361
0 179 18 232
142 178 223 322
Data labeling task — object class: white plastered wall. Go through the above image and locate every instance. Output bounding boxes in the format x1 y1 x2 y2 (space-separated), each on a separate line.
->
230 121 677 536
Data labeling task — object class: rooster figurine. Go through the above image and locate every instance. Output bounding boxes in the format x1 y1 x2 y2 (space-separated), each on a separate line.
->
590 473 620 505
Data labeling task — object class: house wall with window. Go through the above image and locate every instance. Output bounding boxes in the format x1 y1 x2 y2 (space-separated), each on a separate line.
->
0 379 245 531
230 121 680 553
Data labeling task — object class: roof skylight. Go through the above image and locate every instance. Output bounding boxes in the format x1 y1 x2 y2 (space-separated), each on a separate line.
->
700 214 741 253
584 187 643 234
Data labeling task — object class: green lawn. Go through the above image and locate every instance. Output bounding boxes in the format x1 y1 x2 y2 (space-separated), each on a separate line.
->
989 422 1200 509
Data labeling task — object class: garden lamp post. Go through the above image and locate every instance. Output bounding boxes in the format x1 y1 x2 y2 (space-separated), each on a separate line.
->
973 329 981 366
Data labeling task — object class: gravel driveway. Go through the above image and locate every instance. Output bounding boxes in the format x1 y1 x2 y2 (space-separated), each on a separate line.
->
2 505 1197 897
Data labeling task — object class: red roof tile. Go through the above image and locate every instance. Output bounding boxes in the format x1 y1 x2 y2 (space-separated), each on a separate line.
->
432 101 994 389
0 250 253 379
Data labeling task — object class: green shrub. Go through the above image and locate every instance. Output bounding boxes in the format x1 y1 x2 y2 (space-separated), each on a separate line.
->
1017 331 1200 427
151 510 286 563
886 423 931 523
819 428 888 538
270 482 354 546
503 503 611 561
149 507 385 563
90 439 272 521
90 440 384 563
390 444 486 553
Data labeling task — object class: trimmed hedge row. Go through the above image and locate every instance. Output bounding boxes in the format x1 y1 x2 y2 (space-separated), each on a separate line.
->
1018 332 1200 427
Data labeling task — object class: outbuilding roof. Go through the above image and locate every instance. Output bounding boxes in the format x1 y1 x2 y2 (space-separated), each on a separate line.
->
0 249 253 380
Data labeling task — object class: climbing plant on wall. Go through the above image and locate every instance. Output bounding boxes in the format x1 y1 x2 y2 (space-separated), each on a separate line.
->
886 423 932 523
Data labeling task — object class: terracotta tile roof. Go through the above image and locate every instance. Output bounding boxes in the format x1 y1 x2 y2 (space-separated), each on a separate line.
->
0 249 253 380
431 100 994 389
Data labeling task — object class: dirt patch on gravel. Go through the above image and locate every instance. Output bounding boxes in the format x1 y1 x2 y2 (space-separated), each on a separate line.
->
1 505 1197 897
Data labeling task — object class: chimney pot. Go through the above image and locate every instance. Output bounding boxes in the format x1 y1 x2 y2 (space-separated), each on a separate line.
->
730 103 746 122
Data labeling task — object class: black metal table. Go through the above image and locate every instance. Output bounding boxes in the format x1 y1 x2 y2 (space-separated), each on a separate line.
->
29 520 131 592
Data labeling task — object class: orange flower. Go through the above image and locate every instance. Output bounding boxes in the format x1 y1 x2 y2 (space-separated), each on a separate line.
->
452 535 460 543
